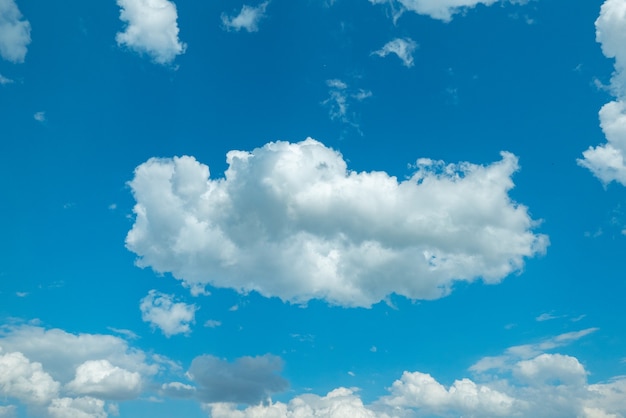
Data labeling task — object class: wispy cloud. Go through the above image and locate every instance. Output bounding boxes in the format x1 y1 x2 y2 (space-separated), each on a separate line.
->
33 111 45 122
0 74 14 84
372 38 418 67
221 1 269 32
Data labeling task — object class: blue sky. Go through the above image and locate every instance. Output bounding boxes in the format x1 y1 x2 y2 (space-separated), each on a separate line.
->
1 0 626 417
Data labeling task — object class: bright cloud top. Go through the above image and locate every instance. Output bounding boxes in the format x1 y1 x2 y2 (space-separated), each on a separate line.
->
0 0 31 63
116 0 186 64
139 290 197 337
126 138 548 307
369 0 499 22
221 1 269 32
372 38 418 67
579 0 626 186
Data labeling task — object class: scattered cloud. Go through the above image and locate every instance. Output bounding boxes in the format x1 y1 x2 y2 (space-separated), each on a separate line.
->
139 290 197 337
203 320 221 328
201 330 626 418
126 138 548 308
578 0 626 186
33 111 45 122
116 0 186 64
372 38 418 67
536 312 564 322
106 327 139 340
0 0 31 63
0 73 13 84
369 0 500 22
221 1 269 32
187 354 288 404
15 292 27 297
0 350 60 405
323 80 372 130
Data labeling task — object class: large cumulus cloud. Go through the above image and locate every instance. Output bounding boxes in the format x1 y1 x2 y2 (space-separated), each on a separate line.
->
126 138 547 307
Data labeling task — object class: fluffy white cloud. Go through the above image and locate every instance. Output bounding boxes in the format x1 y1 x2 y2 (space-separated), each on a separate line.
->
204 388 392 418
188 354 288 404
0 0 31 63
579 0 626 185
221 2 269 32
369 0 499 22
48 397 107 418
372 38 418 67
140 290 197 337
66 360 142 400
126 138 548 307
0 325 157 383
0 350 59 405
514 354 587 386
383 371 516 416
116 0 186 64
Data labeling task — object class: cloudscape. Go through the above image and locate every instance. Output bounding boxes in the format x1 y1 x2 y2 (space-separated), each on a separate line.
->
1 0 626 417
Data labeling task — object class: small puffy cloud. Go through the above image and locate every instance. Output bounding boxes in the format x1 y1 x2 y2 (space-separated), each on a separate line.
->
188 354 288 404
33 111 45 122
221 1 269 32
369 0 500 22
65 360 142 400
126 138 547 308
205 387 391 418
0 0 31 63
116 0 186 64
578 0 626 186
372 38 418 67
47 397 107 418
0 350 60 405
139 290 197 337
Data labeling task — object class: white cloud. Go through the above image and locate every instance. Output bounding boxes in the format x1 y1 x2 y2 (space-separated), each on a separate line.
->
372 38 418 67
126 138 548 307
0 73 13 84
139 290 197 337
204 387 392 418
369 0 500 22
198 330 626 418
0 350 60 405
0 325 158 383
116 0 186 64
382 371 516 416
47 397 107 418
221 2 269 32
578 0 626 186
0 0 31 63
65 360 142 400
